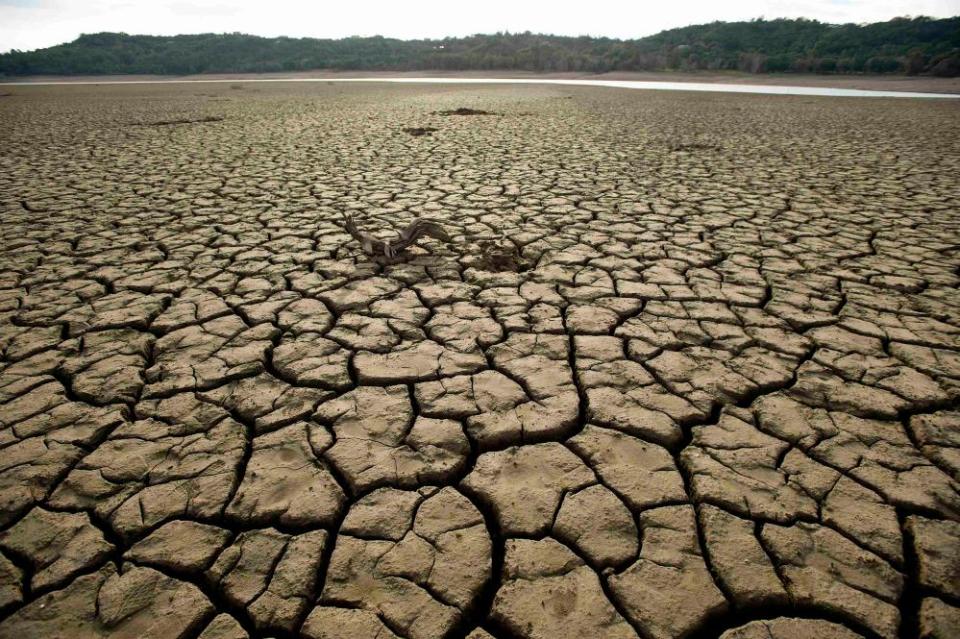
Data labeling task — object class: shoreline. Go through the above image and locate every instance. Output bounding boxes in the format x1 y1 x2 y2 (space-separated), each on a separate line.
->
3 69 960 94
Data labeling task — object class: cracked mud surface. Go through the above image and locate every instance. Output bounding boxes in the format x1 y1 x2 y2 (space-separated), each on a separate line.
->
0 82 958 639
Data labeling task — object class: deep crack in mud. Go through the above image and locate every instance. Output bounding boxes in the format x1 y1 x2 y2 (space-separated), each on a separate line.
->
0 81 958 639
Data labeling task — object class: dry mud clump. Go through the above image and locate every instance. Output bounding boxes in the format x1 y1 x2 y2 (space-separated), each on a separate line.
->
403 127 438 136
435 107 498 116
132 115 226 127
470 239 531 272
0 82 959 639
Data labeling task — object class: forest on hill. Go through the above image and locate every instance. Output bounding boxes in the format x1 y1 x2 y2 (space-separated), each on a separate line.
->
1 16 958 77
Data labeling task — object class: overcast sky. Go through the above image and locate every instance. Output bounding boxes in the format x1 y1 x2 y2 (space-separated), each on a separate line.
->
1 0 957 53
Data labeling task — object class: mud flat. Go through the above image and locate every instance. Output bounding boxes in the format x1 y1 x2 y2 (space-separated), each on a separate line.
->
0 82 959 639
5 70 960 94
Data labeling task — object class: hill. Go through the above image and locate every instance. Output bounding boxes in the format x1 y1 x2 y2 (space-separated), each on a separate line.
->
2 16 958 77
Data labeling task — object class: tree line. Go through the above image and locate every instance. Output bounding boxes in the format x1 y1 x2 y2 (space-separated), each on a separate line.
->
1 16 958 77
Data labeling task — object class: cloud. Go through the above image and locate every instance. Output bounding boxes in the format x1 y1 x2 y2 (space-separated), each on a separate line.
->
1 0 957 53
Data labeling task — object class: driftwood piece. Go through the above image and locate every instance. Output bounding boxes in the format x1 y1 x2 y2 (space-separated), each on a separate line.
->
342 213 452 259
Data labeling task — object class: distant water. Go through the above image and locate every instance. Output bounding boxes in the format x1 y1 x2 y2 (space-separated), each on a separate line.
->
1 76 957 99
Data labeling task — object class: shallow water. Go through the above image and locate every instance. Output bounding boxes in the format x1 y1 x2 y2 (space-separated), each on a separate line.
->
1 76 958 98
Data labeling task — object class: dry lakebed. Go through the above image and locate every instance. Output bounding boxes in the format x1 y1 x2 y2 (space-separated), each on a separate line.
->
0 80 958 639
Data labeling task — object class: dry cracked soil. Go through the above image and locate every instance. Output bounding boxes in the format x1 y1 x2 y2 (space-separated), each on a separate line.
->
0 81 958 639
